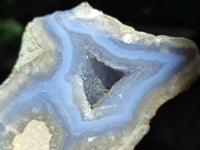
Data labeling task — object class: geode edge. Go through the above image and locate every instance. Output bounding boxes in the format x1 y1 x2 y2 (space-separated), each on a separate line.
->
0 2 199 150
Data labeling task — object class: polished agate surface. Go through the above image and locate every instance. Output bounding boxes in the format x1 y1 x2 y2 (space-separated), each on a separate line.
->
0 2 199 150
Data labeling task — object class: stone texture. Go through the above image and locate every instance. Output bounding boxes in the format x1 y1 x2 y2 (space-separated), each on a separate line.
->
12 120 52 150
0 2 199 150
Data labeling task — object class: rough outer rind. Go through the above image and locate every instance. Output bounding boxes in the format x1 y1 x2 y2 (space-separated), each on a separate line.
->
0 17 60 105
125 56 200 149
71 2 198 49
67 58 200 150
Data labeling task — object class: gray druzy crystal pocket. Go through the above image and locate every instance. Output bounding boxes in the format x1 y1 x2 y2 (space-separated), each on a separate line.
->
0 2 199 150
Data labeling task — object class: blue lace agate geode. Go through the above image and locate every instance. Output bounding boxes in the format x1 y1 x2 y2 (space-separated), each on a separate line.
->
0 2 199 150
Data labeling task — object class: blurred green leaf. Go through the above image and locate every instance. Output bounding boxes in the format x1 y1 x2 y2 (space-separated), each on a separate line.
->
0 18 23 47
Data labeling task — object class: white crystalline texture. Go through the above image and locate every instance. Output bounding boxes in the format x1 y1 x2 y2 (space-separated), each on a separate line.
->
0 2 199 150
12 120 52 150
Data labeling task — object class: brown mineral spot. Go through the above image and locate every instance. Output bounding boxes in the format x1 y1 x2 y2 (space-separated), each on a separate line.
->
12 120 52 150
27 46 34 52
104 88 109 93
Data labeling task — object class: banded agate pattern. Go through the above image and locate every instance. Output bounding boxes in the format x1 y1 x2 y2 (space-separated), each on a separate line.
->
0 2 199 150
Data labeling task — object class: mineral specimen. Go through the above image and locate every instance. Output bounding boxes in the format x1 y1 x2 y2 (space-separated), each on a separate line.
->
0 2 199 150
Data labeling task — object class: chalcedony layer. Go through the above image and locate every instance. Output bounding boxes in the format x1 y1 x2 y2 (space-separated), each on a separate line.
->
0 2 199 150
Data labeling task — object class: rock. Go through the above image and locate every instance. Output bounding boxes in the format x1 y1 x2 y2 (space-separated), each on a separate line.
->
0 2 199 150
12 120 52 150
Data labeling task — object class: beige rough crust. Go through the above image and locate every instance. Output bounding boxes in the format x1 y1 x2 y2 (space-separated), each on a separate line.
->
0 17 60 107
123 56 200 150
72 2 198 49
12 120 52 150
67 57 200 150
70 3 200 149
